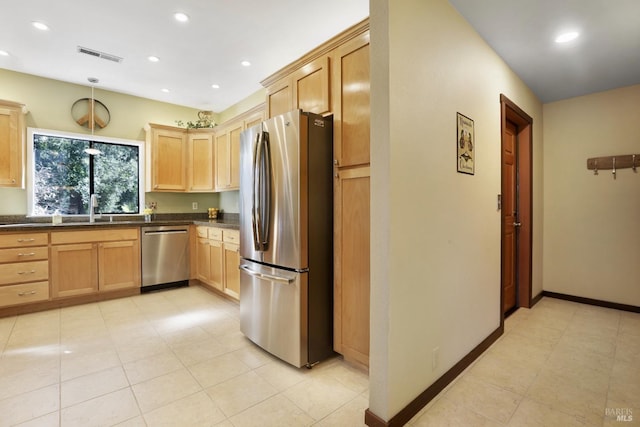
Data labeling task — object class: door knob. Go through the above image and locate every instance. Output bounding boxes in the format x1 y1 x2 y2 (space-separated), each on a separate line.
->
513 222 522 227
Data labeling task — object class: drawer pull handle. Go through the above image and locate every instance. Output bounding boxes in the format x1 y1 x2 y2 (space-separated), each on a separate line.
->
18 252 36 257
18 290 37 296
17 270 36 275
17 238 36 243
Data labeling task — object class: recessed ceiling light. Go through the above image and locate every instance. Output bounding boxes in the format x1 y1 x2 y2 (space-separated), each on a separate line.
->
0 50 9 56
32 21 50 31
555 31 579 43
161 88 170 93
241 60 251 67
174 12 189 22
148 56 160 62
211 84 220 89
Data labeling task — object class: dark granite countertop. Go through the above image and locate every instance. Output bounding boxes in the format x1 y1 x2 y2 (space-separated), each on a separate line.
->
0 213 239 232
192 219 240 230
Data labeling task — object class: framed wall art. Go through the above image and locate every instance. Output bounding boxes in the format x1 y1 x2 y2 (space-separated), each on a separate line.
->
457 112 475 175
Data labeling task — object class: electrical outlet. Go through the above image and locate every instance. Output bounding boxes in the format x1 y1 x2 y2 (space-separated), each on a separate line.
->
432 347 439 371
192 202 198 210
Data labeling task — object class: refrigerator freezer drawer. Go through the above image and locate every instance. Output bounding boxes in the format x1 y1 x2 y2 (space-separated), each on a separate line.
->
239 260 308 367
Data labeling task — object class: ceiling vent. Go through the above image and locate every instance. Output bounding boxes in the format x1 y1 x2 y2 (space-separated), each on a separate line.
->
77 46 123 63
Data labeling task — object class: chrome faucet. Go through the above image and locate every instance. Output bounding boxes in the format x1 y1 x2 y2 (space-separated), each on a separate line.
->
89 194 98 223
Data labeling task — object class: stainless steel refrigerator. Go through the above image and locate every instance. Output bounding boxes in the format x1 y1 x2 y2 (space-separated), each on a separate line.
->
239 109 334 368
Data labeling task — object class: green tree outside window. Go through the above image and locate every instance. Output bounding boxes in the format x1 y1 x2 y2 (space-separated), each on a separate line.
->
33 134 140 216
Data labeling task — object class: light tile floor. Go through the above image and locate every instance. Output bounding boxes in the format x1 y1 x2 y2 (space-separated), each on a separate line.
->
0 288 638 426
0 286 368 427
409 297 640 427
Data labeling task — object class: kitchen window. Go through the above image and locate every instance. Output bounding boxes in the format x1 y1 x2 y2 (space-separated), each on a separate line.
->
27 128 144 216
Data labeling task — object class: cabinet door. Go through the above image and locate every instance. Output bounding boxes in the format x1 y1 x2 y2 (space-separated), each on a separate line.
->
292 56 330 115
223 242 240 300
188 132 214 191
98 240 141 292
51 243 98 298
228 125 242 189
209 239 224 291
334 165 370 367
266 78 292 118
215 132 229 190
149 128 187 191
331 33 370 168
0 103 24 188
215 124 242 191
244 114 263 130
196 237 210 283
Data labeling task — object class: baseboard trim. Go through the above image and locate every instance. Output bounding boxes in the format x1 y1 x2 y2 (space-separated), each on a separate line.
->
364 325 503 427
530 290 544 307
542 291 640 313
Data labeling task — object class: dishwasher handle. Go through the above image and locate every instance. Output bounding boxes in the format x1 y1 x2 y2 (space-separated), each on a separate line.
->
143 230 188 235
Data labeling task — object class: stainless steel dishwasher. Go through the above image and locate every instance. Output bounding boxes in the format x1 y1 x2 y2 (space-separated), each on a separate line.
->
141 225 190 292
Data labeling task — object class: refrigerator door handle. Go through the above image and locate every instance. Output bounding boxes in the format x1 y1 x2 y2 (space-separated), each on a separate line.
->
240 264 294 285
251 132 261 250
252 131 271 252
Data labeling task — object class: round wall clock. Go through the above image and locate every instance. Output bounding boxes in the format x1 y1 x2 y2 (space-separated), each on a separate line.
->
71 98 111 130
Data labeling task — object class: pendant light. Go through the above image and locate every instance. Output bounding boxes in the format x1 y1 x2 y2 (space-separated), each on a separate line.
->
84 77 102 155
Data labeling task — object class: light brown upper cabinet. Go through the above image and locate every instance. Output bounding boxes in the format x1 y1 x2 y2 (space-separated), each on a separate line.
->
146 124 216 193
331 32 371 168
265 57 330 118
188 129 215 192
266 78 293 119
145 124 188 192
0 100 26 188
215 122 242 191
215 105 265 191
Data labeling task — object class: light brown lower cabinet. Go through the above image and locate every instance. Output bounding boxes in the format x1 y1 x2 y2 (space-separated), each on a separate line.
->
222 242 240 299
195 226 240 300
50 243 98 298
196 235 211 283
98 240 141 292
50 228 140 299
0 232 50 307
334 165 371 367
209 239 224 291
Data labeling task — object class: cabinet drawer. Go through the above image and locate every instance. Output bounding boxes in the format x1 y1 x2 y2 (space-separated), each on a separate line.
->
209 228 223 241
51 228 138 244
0 281 49 307
0 246 48 263
196 226 209 238
0 233 48 248
222 230 239 244
0 260 49 285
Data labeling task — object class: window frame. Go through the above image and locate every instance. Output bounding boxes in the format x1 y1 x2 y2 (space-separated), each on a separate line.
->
26 127 146 217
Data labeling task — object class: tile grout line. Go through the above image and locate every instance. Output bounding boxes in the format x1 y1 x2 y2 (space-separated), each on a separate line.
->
602 307 625 426
492 303 576 426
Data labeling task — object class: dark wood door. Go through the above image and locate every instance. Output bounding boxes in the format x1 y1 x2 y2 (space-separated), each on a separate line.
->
502 121 518 313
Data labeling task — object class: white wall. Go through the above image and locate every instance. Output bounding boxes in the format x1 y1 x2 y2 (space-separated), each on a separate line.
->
369 0 543 420
543 84 640 306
